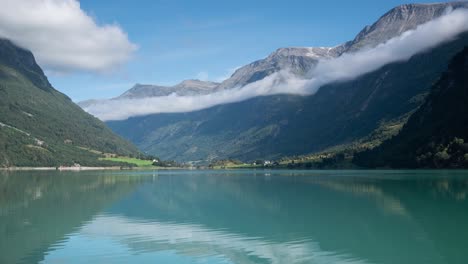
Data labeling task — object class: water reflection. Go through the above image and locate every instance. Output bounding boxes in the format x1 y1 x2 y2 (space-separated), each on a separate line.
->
1 170 468 264
76 214 363 264
0 171 145 264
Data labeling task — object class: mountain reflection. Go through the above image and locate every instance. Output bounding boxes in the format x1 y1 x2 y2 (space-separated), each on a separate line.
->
0 171 145 264
1 170 468 264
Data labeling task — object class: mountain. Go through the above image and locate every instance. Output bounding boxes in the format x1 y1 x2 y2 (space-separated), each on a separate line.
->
96 2 468 163
79 79 219 108
343 2 468 52
120 79 219 99
0 38 140 167
354 47 468 168
107 34 468 163
0 173 141 264
214 2 468 91
81 2 468 105
214 47 337 91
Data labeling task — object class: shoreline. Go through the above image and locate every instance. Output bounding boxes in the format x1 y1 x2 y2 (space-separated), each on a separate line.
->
0 166 188 171
0 166 125 171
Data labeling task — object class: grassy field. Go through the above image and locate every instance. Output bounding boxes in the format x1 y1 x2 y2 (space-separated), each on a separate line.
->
100 157 154 167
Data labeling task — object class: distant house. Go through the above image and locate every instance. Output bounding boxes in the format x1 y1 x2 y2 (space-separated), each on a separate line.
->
252 160 272 166
35 139 44 146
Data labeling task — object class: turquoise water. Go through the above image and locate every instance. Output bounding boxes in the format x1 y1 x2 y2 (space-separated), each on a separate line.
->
1 170 468 264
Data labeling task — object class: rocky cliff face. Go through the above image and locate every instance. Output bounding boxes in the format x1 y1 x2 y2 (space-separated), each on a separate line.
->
0 38 52 91
214 47 339 90
345 2 468 52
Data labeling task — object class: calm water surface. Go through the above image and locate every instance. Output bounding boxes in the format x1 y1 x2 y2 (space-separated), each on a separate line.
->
1 170 468 264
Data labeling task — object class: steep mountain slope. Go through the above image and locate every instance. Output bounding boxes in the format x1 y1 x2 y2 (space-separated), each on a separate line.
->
108 34 468 162
0 39 140 167
354 47 468 168
344 2 468 52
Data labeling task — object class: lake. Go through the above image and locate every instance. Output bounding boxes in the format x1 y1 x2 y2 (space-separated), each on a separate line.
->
1 170 468 264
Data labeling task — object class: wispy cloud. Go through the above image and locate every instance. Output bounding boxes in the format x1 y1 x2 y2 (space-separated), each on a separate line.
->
194 66 240 82
0 0 137 73
215 66 242 82
195 71 209 81
83 8 468 121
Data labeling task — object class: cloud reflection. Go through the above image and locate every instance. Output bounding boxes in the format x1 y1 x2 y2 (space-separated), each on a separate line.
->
78 214 369 264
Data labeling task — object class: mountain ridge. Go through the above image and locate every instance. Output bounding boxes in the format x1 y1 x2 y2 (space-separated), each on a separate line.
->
120 79 220 99
78 79 220 108
80 1 468 108
214 1 468 92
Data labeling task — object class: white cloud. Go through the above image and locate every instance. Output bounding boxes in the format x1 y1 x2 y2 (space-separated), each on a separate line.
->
194 66 241 82
83 8 468 121
0 0 137 72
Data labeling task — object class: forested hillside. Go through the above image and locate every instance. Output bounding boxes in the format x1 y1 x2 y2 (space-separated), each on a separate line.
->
354 47 468 168
0 39 140 167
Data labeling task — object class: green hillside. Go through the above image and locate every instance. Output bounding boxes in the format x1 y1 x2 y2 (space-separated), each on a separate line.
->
0 39 140 167
354 47 468 168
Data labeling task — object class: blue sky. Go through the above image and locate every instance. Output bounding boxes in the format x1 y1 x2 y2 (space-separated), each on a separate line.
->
45 0 452 101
